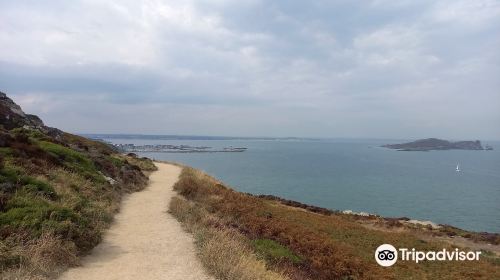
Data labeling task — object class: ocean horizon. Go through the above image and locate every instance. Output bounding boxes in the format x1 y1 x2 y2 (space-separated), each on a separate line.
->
96 134 500 233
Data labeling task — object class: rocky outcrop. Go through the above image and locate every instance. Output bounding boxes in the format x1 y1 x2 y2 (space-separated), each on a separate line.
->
0 91 44 130
382 138 489 151
0 91 63 138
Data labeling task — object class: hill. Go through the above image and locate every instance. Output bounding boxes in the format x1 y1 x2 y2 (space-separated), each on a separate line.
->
0 91 156 279
382 138 489 151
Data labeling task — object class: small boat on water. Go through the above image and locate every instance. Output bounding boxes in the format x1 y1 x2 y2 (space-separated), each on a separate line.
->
456 163 460 172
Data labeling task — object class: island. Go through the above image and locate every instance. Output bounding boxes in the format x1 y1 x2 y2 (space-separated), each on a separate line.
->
382 138 493 151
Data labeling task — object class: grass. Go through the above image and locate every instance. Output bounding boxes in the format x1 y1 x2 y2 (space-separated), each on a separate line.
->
120 154 158 172
37 141 105 184
170 166 500 280
169 196 288 280
0 127 153 279
253 239 302 264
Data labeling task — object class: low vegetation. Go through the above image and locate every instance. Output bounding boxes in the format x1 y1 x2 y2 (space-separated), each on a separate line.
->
170 167 500 280
0 127 156 279
169 195 288 280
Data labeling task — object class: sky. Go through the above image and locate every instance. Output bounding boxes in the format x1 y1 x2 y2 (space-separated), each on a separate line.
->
1 0 499 139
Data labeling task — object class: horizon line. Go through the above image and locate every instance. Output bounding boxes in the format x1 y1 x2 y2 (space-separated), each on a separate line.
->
78 133 500 142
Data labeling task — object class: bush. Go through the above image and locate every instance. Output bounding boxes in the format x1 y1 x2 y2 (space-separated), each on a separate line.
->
253 239 301 264
0 193 81 234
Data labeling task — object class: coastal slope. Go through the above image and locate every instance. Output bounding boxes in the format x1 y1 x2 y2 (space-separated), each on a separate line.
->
169 167 500 280
59 162 212 280
0 92 156 279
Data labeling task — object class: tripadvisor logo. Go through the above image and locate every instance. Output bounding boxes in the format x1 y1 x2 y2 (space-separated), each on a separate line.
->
375 244 482 267
375 244 398 267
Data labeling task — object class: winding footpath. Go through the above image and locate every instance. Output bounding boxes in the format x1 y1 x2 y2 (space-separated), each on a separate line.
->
59 163 213 280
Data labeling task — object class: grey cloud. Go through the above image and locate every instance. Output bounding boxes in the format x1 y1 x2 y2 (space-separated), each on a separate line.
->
1 0 499 138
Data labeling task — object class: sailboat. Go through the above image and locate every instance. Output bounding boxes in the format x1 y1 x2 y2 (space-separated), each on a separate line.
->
456 163 460 172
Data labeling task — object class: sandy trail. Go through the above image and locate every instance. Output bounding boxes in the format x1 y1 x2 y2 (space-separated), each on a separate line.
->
59 162 213 280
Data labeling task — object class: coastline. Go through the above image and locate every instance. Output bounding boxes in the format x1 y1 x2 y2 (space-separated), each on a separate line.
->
136 140 499 234
253 193 499 249
166 162 500 279
159 160 499 241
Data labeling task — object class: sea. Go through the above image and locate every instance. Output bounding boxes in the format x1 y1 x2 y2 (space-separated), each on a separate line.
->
93 135 500 233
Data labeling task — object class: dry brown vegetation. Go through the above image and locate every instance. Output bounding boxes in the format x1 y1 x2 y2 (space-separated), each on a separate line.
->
169 196 287 280
171 167 500 280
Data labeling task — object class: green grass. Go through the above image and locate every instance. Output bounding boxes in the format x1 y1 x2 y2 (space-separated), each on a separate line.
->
20 176 57 199
11 127 50 141
0 165 20 183
252 239 302 264
38 141 105 183
0 191 84 236
108 155 125 168
0 164 57 200
0 147 13 157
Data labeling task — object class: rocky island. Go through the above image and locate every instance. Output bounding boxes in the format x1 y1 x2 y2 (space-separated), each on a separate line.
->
383 138 493 151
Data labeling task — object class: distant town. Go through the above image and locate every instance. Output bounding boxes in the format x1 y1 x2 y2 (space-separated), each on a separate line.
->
111 143 247 153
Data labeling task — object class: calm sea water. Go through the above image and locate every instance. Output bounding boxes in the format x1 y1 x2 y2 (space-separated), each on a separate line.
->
104 137 500 233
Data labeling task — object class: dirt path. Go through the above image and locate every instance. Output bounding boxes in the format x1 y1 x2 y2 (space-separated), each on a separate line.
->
59 162 213 280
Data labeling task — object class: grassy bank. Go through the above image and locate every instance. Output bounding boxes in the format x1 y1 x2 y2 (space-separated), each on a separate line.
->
169 166 499 280
0 128 156 279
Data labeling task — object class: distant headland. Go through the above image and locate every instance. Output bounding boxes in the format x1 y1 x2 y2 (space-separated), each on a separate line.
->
383 138 494 151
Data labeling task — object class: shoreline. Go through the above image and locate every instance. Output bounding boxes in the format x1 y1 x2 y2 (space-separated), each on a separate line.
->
167 163 500 279
155 160 499 247
254 194 499 245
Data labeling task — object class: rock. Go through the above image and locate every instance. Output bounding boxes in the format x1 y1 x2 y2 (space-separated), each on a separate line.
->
26 114 44 128
104 176 117 185
0 91 64 139
0 90 45 130
342 209 375 217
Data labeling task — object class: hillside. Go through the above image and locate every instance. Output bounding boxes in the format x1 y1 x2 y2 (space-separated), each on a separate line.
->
382 138 489 151
0 91 156 279
170 167 500 280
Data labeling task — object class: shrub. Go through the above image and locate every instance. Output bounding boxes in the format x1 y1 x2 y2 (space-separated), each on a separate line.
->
124 156 157 172
253 239 301 264
1 193 81 234
0 166 20 184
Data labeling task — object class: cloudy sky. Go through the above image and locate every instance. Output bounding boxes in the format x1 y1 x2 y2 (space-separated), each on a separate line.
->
1 0 499 139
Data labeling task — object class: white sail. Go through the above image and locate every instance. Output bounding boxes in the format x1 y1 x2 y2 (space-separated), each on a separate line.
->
456 164 460 172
